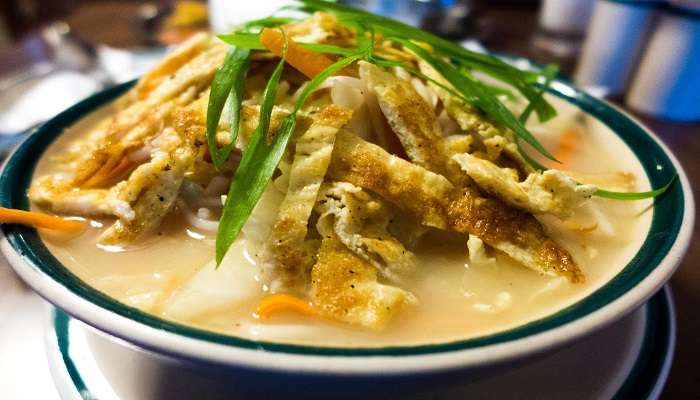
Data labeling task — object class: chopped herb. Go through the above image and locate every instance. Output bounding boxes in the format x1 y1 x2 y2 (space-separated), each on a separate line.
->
519 63 558 123
215 31 361 264
217 32 265 50
593 177 676 200
297 0 557 122
216 30 288 265
398 39 557 161
206 46 251 169
241 16 298 30
297 42 355 56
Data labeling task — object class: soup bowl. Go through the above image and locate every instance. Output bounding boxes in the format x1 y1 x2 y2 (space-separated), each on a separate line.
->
0 74 693 397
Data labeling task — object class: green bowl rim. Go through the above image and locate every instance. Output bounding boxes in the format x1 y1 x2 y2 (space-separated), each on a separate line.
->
0 77 684 357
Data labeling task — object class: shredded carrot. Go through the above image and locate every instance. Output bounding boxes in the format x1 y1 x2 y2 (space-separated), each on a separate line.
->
149 274 184 315
82 153 127 188
256 293 319 319
561 220 598 232
260 28 336 79
87 156 133 188
0 208 85 232
554 128 579 166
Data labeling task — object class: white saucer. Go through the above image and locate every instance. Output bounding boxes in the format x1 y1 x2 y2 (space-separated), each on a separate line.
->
45 286 675 400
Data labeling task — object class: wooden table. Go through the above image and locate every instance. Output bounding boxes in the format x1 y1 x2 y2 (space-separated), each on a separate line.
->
0 2 697 398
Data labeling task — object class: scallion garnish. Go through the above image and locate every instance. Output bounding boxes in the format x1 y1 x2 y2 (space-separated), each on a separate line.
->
519 63 558 123
206 47 251 169
297 42 355 56
215 31 362 264
593 177 676 200
296 0 557 122
398 38 558 161
217 33 265 50
216 30 289 264
241 16 298 30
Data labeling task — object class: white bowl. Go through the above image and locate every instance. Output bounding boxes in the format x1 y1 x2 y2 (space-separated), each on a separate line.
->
0 77 694 396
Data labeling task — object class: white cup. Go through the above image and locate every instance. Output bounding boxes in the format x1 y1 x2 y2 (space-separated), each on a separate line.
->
626 4 700 121
574 0 660 96
539 0 595 35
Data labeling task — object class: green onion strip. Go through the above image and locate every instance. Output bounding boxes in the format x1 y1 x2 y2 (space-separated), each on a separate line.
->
215 29 289 264
206 47 251 169
215 31 362 263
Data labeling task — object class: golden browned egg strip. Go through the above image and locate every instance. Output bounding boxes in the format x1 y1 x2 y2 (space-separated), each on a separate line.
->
452 153 596 219
98 128 198 244
29 178 114 217
359 62 450 177
315 181 416 283
328 130 584 282
418 60 533 175
270 105 354 289
355 63 583 281
311 235 411 330
72 41 225 187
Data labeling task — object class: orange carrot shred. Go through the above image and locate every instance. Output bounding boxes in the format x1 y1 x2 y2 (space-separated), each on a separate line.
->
256 293 319 320
0 208 85 232
554 128 579 166
259 28 335 79
83 156 133 188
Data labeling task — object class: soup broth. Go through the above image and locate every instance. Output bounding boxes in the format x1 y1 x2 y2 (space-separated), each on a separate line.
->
35 96 653 347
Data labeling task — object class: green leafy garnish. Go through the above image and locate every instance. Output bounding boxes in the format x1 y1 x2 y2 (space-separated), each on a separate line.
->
217 33 265 50
241 16 298 30
297 0 556 122
206 47 251 169
519 64 558 123
218 15 298 48
215 31 361 264
216 31 288 264
297 42 355 56
398 39 558 162
593 177 676 200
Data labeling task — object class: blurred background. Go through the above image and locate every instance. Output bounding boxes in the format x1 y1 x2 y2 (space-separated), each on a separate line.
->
0 0 698 398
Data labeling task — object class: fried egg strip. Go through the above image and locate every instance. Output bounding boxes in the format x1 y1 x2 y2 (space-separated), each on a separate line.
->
315 182 416 283
360 61 448 175
418 60 533 175
29 177 114 216
98 127 197 244
311 235 412 330
328 130 583 282
269 105 353 289
72 43 225 186
453 153 596 218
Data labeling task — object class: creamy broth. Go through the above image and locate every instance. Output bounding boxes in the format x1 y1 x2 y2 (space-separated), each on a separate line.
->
35 95 653 347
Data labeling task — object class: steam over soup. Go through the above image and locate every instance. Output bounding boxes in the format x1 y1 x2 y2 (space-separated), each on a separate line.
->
27 7 657 347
